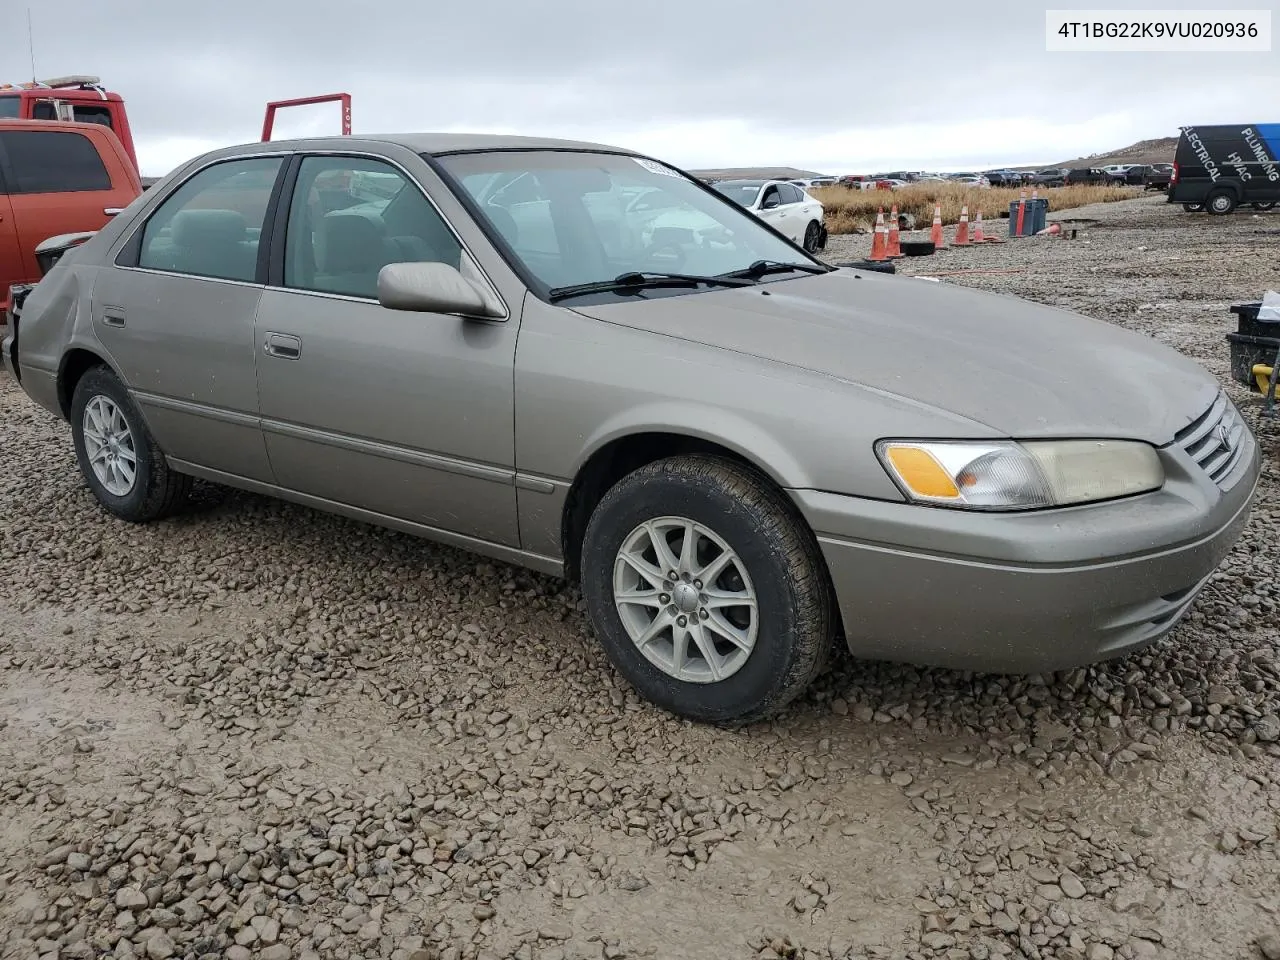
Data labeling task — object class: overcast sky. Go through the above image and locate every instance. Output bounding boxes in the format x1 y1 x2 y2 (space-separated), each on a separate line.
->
9 0 1279 177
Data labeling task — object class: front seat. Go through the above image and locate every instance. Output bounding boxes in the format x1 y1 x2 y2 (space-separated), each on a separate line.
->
316 213 395 299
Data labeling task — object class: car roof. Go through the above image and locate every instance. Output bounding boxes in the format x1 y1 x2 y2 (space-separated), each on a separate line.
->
197 132 643 161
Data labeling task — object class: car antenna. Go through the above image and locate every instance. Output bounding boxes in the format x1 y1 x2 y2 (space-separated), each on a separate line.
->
27 7 37 82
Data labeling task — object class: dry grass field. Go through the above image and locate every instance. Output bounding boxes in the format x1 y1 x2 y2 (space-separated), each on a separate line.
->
814 182 1143 234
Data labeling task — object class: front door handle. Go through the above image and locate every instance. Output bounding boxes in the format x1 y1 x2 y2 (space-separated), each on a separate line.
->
263 332 301 359
102 307 126 327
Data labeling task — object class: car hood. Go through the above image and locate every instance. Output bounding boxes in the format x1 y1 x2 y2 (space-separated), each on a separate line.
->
569 268 1220 444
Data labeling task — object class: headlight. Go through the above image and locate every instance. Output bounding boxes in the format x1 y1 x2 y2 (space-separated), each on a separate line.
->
875 439 1163 510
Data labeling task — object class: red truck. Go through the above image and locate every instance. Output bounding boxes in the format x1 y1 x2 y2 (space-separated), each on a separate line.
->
0 76 140 176
1 117 142 315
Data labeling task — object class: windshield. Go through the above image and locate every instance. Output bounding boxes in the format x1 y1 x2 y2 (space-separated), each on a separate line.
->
711 181 765 207
0 96 20 118
435 152 815 292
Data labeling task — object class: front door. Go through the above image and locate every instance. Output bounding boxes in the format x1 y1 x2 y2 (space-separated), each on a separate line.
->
253 152 521 547
91 154 286 483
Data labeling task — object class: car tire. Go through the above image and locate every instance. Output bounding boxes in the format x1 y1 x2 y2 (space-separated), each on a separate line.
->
1205 189 1237 215
1252 201 1277 211
1182 202 1205 212
70 364 191 523
803 220 823 253
580 454 835 726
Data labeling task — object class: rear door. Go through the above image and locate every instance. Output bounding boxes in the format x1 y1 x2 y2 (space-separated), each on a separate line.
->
93 154 287 483
0 127 123 283
776 182 806 241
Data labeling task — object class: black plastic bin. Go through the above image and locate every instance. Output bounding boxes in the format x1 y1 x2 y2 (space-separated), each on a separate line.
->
1226 301 1280 389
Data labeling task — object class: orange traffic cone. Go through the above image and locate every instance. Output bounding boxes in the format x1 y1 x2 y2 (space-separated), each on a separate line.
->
869 208 889 261
1014 190 1028 237
954 205 971 245
930 203 944 249
973 210 986 242
886 204 903 257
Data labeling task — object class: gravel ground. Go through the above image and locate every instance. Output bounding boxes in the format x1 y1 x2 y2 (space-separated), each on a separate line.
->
2 193 1279 960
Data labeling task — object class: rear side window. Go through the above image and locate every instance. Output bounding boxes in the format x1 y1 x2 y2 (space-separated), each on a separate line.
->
0 96 19 118
0 130 111 193
72 104 114 129
137 156 283 283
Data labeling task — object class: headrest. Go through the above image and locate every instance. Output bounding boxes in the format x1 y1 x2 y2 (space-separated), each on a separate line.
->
321 212 388 274
170 209 247 248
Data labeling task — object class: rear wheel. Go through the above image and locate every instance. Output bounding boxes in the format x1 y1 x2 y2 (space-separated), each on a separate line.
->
1252 201 1277 211
803 220 823 253
70 365 191 522
580 454 835 725
1205 189 1237 215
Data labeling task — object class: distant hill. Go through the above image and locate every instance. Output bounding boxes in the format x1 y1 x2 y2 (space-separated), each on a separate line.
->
1009 136 1178 171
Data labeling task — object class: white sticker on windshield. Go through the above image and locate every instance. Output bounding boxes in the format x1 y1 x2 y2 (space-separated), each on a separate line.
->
633 157 684 178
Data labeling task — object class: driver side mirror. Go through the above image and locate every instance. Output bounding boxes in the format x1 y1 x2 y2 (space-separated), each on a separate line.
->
760 194 780 210
377 261 505 318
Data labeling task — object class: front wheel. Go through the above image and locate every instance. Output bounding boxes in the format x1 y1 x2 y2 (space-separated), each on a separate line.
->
1182 202 1205 212
1252 201 1277 211
1205 189 1237 215
803 220 824 253
70 365 191 522
580 455 835 725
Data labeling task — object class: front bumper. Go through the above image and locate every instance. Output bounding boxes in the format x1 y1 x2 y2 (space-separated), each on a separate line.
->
791 425 1260 674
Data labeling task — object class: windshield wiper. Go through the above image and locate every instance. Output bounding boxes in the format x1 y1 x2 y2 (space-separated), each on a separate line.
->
719 259 832 280
547 271 758 302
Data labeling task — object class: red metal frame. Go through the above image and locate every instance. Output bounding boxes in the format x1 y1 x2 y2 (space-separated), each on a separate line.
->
261 92 351 141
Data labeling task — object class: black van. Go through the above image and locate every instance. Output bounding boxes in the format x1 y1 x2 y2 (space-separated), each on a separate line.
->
1168 124 1280 214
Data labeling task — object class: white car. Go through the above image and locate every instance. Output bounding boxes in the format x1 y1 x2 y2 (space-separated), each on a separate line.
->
789 177 838 190
710 179 827 252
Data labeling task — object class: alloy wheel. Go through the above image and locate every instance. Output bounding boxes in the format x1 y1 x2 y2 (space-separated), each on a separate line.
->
612 516 758 684
82 395 137 496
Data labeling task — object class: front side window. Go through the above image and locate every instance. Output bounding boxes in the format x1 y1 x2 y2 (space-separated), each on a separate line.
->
437 151 817 293
0 96 19 118
779 183 804 204
283 155 462 300
137 156 283 282
0 129 111 194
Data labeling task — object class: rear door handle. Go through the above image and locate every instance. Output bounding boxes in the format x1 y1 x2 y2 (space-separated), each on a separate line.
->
263 332 301 359
102 307 126 327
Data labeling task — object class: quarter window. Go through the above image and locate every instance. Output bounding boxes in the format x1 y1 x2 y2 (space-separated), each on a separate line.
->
137 156 283 283
283 155 463 300
0 129 111 194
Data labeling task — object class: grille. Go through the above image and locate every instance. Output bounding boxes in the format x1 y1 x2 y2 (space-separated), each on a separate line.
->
1174 391 1248 487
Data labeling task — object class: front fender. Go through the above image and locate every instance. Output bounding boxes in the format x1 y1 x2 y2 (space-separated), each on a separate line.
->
573 400 811 490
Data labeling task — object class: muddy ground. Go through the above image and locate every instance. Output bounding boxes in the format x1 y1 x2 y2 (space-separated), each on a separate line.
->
1 194 1278 960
